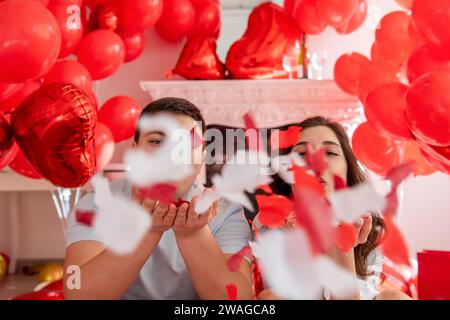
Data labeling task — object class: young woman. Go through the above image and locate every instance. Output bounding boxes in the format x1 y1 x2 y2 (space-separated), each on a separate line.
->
257 116 411 300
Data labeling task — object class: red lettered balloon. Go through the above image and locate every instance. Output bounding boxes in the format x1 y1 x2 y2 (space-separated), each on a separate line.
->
0 81 41 113
293 0 326 35
0 0 61 83
407 44 450 83
43 60 93 94
47 0 84 58
11 83 97 187
77 30 125 80
317 0 359 28
375 11 415 68
352 122 400 176
95 122 115 172
98 96 142 143
226 3 302 79
9 149 42 179
334 52 370 95
188 0 221 39
113 0 163 31
169 35 225 80
155 0 195 43
405 71 450 146
119 30 146 63
364 82 413 140
412 0 450 53
334 0 367 34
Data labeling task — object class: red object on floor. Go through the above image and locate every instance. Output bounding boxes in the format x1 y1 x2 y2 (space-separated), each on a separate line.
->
418 250 450 300
12 290 64 300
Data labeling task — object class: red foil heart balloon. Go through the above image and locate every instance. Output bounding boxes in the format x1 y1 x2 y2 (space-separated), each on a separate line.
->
226 3 302 79
167 35 226 80
11 83 97 187
0 114 15 170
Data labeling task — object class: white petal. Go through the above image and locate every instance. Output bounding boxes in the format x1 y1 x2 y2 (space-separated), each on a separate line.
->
194 190 221 214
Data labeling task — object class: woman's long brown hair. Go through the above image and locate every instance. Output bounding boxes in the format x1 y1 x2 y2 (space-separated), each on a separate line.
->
272 116 385 279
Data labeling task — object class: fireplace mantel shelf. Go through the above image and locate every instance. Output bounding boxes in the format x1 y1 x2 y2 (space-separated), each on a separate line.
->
140 79 362 128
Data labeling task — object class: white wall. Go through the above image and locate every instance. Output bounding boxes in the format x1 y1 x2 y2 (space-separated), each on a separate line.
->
0 0 449 261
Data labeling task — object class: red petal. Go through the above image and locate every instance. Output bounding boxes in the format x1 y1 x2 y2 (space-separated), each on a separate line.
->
243 112 257 131
270 126 301 149
335 223 357 252
257 184 273 194
139 183 177 205
293 165 325 197
75 210 95 227
293 186 335 255
226 283 237 300
333 175 347 190
227 246 252 272
380 217 411 267
305 145 327 176
256 194 294 228
190 127 203 149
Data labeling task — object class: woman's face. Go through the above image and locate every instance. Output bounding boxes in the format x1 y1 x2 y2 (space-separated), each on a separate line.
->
291 125 348 194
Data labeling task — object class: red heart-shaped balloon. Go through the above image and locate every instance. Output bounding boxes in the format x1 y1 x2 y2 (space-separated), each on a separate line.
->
0 114 13 160
168 35 226 80
226 3 302 79
11 83 97 187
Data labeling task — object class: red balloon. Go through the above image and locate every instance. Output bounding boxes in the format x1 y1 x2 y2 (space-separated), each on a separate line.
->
0 81 41 113
169 35 225 80
43 60 93 94
412 0 450 53
226 3 302 79
95 122 115 171
0 114 14 166
90 3 119 31
77 30 125 80
114 0 163 31
370 41 403 76
293 0 326 35
407 44 450 83
334 52 370 95
119 30 146 63
0 0 61 83
155 0 195 43
98 96 142 143
396 0 413 9
84 89 98 111
405 71 450 146
41 279 63 291
188 0 221 39
35 0 50 5
317 0 359 28
402 141 436 176
284 0 297 15
417 139 450 174
84 0 109 7
11 83 97 187
47 0 84 58
12 290 64 300
364 82 413 140
352 122 400 176
375 11 415 67
9 149 42 179
335 0 367 34
0 141 19 171
357 61 397 102
0 83 23 101
408 18 427 49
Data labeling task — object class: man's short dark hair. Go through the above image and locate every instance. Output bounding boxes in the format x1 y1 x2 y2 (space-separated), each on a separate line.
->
134 97 206 142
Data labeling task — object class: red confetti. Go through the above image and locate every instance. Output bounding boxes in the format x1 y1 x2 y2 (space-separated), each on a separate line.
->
333 175 347 191
270 126 301 149
75 210 95 227
383 162 416 218
190 127 203 149
138 183 177 205
226 283 237 300
257 184 273 194
293 165 326 197
380 217 411 267
293 186 335 255
256 194 294 228
335 223 357 252
305 144 327 176
174 199 190 207
227 246 252 272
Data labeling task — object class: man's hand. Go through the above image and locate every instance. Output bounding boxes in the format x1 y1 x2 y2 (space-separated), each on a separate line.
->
173 189 219 239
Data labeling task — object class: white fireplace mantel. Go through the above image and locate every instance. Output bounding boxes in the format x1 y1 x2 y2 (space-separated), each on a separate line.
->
140 79 363 128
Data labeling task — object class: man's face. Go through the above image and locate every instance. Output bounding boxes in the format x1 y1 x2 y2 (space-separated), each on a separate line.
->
133 113 205 199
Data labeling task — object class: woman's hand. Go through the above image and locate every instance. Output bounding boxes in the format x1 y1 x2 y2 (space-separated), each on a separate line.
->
173 188 219 239
354 213 372 246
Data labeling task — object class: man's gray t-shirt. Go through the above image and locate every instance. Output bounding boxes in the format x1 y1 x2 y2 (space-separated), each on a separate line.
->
66 179 251 300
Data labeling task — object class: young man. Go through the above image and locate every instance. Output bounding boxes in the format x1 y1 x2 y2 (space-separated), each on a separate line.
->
64 97 253 300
